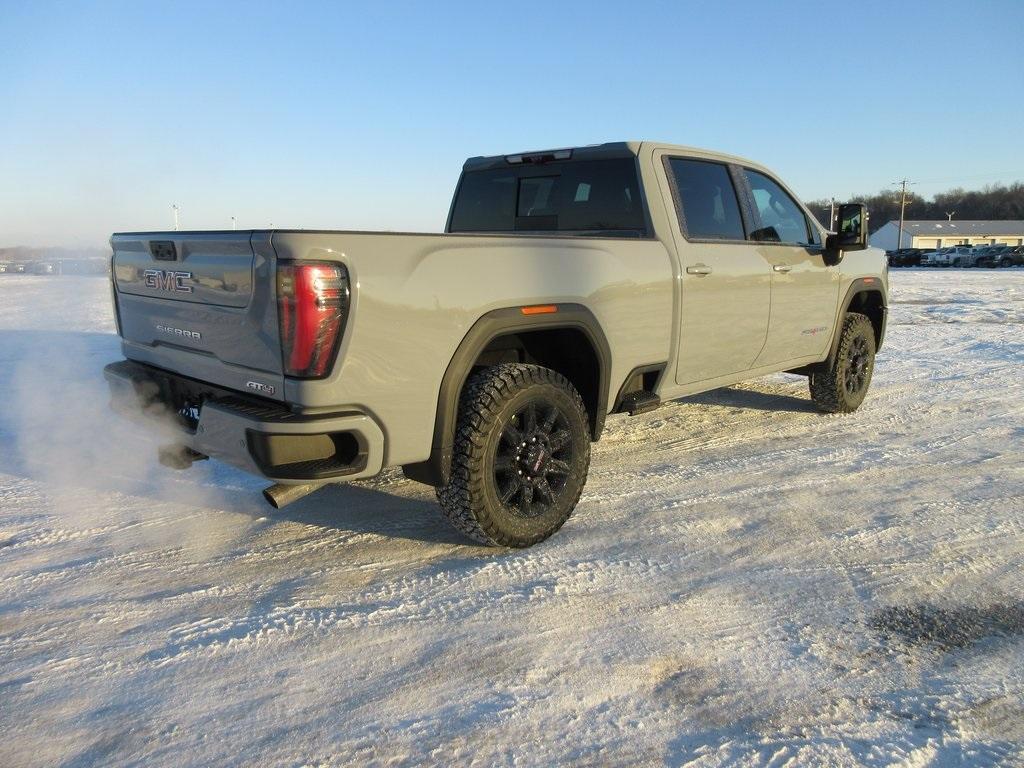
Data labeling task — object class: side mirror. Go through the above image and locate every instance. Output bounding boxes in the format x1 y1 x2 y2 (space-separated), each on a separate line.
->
824 202 868 264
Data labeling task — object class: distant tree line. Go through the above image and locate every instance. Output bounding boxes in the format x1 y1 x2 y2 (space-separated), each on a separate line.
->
805 182 1024 234
0 246 108 262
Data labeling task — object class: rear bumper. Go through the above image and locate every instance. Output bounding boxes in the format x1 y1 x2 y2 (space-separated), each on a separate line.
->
104 360 384 484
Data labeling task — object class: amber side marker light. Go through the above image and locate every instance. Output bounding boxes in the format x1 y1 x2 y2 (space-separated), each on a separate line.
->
520 304 558 315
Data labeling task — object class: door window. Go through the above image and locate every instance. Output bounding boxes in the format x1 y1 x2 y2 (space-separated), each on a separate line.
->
744 169 817 245
666 158 746 241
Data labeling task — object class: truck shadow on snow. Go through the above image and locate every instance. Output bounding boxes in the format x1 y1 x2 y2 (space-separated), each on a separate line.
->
684 385 817 414
248 481 479 547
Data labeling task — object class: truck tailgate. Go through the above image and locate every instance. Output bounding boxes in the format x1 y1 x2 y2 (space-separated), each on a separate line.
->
111 232 284 400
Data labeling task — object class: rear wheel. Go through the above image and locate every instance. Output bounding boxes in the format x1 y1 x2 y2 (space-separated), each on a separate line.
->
436 363 591 547
809 312 876 414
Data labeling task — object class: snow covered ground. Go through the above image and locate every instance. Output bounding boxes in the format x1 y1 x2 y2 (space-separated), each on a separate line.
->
1 269 1022 767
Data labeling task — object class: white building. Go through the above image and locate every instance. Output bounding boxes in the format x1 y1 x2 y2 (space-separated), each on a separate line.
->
870 220 1024 251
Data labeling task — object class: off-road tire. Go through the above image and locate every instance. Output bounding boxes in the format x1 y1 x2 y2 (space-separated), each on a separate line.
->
436 363 591 547
809 312 876 414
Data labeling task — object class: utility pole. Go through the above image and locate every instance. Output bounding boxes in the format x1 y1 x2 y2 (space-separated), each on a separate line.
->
892 179 914 250
231 216 236 230
172 204 180 231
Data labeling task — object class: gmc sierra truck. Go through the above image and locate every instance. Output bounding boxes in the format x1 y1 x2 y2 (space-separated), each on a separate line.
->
105 141 887 547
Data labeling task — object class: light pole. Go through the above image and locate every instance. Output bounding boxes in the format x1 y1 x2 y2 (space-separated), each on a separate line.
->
946 211 955 222
172 204 180 231
231 216 236 230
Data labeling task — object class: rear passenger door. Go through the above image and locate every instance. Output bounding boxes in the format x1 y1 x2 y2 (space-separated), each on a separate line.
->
663 156 772 385
739 169 839 366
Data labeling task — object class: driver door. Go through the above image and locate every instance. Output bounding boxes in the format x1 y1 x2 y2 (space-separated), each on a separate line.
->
741 168 840 366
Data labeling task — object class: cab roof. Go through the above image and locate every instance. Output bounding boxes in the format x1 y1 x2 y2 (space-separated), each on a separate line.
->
461 141 761 172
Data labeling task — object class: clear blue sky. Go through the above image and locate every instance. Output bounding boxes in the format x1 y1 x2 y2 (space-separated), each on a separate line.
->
2 0 1022 247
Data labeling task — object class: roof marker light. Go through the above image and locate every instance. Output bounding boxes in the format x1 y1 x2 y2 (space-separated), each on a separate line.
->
505 149 573 165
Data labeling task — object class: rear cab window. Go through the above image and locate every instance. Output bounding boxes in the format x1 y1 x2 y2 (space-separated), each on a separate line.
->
448 158 647 236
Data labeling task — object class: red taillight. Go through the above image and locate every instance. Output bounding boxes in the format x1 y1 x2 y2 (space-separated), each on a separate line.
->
276 262 350 378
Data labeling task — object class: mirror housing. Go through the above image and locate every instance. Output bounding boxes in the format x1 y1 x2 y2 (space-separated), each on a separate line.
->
824 202 868 264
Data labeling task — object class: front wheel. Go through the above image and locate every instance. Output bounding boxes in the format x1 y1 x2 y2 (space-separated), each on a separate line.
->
436 364 591 547
809 312 876 414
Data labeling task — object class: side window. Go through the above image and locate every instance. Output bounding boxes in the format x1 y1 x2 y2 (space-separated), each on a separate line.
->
744 169 815 245
667 158 746 241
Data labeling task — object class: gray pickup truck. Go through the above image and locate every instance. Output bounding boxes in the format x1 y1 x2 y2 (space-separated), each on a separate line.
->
105 141 887 547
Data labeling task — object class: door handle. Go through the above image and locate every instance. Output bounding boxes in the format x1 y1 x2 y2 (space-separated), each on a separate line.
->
686 265 713 275
773 264 793 273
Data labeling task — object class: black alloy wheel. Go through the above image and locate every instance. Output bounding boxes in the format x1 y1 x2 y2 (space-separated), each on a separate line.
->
843 334 872 397
494 399 574 519
436 364 591 547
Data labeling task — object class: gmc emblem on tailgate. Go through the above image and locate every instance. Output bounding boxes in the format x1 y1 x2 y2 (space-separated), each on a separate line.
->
143 268 193 294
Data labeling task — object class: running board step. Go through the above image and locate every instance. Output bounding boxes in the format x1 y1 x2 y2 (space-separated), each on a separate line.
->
621 391 661 416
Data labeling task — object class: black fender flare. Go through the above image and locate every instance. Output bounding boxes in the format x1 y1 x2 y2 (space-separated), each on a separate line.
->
827 277 888 362
402 303 611 487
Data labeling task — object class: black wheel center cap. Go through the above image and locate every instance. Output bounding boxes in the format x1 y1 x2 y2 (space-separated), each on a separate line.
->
519 436 550 476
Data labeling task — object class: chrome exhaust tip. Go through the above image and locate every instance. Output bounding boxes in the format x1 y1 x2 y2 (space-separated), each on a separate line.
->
262 482 323 509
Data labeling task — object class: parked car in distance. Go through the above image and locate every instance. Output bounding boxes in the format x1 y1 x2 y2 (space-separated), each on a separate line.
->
925 245 991 268
949 245 983 268
0 262 9 274
921 246 956 266
10 263 27 273
999 245 1024 267
973 245 1011 268
886 247 925 267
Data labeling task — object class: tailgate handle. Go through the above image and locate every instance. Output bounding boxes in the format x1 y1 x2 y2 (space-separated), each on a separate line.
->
149 241 178 261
